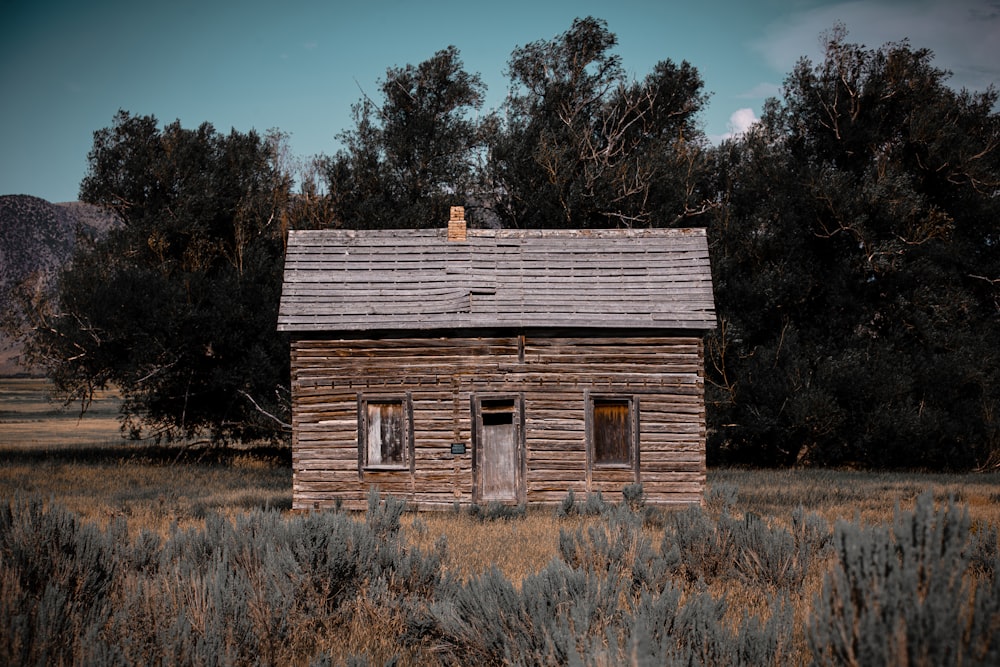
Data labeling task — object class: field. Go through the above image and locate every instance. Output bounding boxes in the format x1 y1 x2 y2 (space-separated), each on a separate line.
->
1 378 998 664
3 378 998 572
0 377 126 448
0 378 292 536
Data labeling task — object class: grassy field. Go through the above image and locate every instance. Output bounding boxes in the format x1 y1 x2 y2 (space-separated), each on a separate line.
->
0 377 125 447
2 377 998 580
2 378 998 664
0 378 291 536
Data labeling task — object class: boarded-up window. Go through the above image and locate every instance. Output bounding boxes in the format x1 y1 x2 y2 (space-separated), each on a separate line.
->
591 398 634 466
361 398 410 469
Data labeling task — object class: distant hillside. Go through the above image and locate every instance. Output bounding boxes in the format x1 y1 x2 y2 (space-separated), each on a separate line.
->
0 194 119 375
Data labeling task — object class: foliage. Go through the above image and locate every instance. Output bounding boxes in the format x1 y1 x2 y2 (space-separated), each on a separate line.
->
809 491 1000 666
18 111 293 443
365 486 406 536
706 27 1000 469
487 17 714 229
2 487 997 665
10 18 1000 471
555 488 612 517
0 490 447 666
320 17 714 232
467 501 527 522
322 46 487 229
417 495 799 666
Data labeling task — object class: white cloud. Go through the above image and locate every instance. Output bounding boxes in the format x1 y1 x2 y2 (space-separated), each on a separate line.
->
752 0 1000 95
721 108 759 141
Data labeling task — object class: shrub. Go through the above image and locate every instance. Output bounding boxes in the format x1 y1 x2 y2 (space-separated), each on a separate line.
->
418 498 797 666
556 488 577 517
622 483 645 512
705 482 739 514
808 491 998 666
365 486 405 537
665 503 735 582
0 496 122 666
420 535 795 666
467 502 526 522
557 506 648 580
554 489 614 517
968 522 999 580
0 492 447 666
729 512 806 591
580 491 611 516
2 488 993 665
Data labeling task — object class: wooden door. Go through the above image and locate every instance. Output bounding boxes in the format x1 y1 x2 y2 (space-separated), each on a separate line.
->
476 398 520 502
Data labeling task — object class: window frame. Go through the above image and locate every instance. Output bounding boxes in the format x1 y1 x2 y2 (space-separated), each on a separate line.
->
585 392 639 472
357 393 414 473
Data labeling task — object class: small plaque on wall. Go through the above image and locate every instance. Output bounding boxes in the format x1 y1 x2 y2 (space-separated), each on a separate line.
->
450 442 466 455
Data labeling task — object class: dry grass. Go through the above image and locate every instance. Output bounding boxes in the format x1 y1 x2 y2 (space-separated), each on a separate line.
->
404 510 598 585
710 467 1000 529
0 377 124 448
4 378 999 664
0 378 291 536
0 444 292 537
401 467 1000 588
3 377 999 570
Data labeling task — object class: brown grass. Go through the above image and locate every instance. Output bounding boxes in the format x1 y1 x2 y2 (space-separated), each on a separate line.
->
710 466 1000 529
0 444 292 537
403 510 597 585
0 377 124 447
3 378 999 664
0 378 291 536
3 377 999 572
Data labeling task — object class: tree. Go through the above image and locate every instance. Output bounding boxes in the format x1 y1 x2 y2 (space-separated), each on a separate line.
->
322 46 487 228
20 111 293 443
706 27 1000 469
487 17 713 228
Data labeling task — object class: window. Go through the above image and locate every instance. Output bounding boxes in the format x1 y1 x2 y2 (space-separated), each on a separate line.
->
359 396 412 470
588 395 637 468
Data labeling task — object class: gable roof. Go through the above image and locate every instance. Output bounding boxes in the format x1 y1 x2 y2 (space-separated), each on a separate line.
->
277 227 716 332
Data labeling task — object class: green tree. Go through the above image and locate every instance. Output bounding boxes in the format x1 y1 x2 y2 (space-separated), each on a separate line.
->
21 111 292 443
487 17 713 228
323 46 487 228
707 28 1000 469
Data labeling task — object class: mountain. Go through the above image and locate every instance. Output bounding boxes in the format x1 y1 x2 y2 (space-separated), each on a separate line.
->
0 194 119 375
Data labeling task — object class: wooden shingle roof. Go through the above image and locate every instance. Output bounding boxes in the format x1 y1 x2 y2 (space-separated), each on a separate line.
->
277 227 716 332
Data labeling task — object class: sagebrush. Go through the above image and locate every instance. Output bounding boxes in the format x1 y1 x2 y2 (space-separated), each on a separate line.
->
1 487 997 665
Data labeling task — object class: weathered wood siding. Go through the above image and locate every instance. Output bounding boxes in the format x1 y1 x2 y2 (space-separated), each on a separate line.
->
291 334 706 511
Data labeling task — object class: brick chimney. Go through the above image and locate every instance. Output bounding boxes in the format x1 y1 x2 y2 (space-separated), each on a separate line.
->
448 206 466 242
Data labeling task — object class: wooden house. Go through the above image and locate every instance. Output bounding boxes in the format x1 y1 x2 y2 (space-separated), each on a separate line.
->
277 210 716 510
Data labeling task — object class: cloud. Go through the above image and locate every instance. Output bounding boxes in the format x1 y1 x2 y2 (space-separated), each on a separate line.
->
752 0 1000 95
737 82 782 100
721 108 759 141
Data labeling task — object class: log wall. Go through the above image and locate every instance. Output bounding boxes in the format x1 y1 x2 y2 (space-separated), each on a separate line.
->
290 334 706 510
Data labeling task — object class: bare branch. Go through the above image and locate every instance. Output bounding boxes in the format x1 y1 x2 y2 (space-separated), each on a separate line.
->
239 390 292 431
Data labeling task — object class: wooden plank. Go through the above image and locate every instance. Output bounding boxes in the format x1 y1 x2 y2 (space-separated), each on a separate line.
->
278 227 716 333
288 333 707 509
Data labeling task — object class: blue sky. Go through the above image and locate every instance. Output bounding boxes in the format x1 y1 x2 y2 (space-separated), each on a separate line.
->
1 0 997 203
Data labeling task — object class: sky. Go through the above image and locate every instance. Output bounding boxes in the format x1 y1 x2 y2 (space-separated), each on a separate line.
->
1 0 998 203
